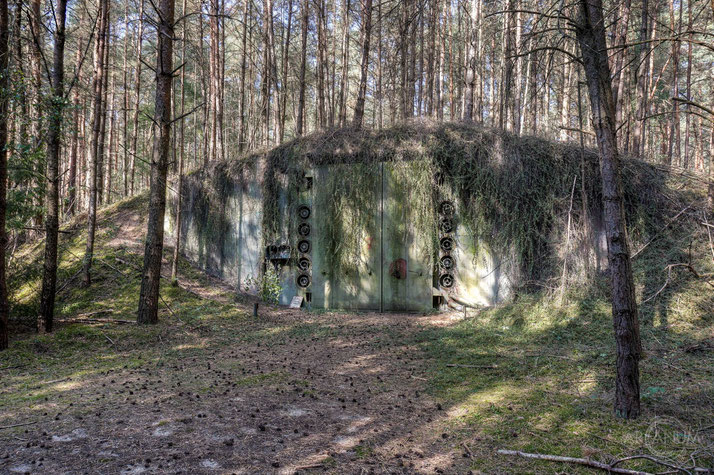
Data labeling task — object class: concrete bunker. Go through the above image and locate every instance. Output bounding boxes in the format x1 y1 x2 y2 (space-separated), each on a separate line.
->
168 122 674 312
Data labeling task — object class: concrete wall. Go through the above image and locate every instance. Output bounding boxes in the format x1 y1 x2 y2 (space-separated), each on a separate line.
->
172 164 264 291
170 160 511 312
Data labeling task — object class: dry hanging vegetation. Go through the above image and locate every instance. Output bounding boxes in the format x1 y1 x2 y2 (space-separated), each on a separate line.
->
181 120 708 287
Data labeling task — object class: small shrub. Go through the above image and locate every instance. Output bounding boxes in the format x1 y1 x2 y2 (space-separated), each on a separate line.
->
243 265 282 304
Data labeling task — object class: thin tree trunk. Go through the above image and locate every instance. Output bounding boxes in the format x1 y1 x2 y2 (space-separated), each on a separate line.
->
106 69 117 204
338 0 351 126
97 17 110 205
0 0 10 350
29 0 43 233
38 0 68 333
631 0 649 156
171 0 187 285
683 0 692 169
575 0 642 419
667 0 682 166
463 0 477 121
82 0 109 287
296 0 308 136
122 0 130 196
262 0 274 144
67 10 85 217
238 0 250 147
130 0 145 194
353 0 372 128
137 0 175 324
376 0 383 127
279 0 293 140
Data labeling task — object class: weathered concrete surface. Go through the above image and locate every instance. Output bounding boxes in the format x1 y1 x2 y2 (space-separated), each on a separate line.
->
169 161 510 312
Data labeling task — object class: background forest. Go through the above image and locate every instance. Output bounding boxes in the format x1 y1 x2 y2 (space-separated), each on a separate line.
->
3 0 713 228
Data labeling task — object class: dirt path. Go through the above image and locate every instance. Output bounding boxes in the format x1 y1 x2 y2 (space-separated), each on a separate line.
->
1 307 475 475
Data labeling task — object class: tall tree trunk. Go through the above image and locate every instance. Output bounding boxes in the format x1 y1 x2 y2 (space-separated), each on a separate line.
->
463 0 477 121
667 0 682 166
82 0 109 287
171 0 187 285
575 0 642 419
131 0 145 194
338 0 351 126
683 0 692 169
262 0 274 144
38 0 68 333
0 0 10 350
612 0 631 136
353 0 372 128
97 16 111 205
122 0 130 196
631 0 649 156
296 0 308 136
238 0 250 147
67 9 85 217
279 0 293 141
106 69 116 204
29 0 43 233
137 0 175 324
316 0 327 128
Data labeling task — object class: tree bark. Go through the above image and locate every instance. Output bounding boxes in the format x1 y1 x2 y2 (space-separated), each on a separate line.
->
279 0 293 141
463 0 477 121
67 9 86 217
338 0 351 126
82 0 109 287
575 0 642 419
130 0 145 194
171 0 188 285
352 0 372 128
0 0 10 350
137 0 175 324
38 0 68 333
238 0 250 147
296 0 308 136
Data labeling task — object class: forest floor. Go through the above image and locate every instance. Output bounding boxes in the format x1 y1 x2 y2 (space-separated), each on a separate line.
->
0 194 713 474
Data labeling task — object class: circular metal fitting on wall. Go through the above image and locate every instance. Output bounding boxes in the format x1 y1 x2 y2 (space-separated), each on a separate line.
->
439 216 455 234
440 255 455 270
440 236 454 252
297 205 311 220
297 257 311 271
297 239 311 254
439 200 455 216
297 274 311 288
439 273 455 288
298 222 311 237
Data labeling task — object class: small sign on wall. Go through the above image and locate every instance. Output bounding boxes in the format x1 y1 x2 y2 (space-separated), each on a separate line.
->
289 296 303 309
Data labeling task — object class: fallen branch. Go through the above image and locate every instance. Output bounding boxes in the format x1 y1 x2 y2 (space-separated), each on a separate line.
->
497 449 651 474
446 363 498 369
77 309 114 317
0 421 41 430
0 364 26 371
57 317 136 325
101 331 115 346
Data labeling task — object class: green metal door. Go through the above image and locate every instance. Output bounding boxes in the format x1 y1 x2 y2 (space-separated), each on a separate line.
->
309 162 433 312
